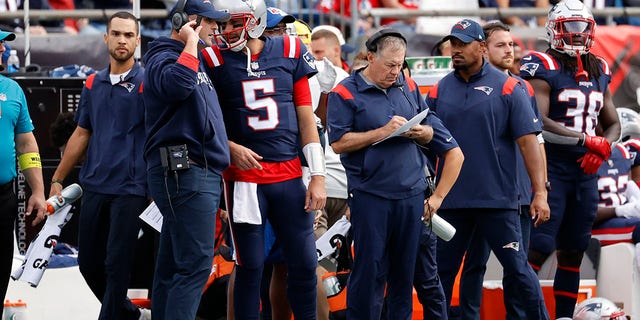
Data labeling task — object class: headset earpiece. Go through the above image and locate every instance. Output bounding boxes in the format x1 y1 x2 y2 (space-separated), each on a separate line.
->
365 29 407 53
171 0 189 32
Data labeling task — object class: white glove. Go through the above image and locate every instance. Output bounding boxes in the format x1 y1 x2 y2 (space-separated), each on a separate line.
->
626 181 640 203
316 57 337 93
615 200 640 218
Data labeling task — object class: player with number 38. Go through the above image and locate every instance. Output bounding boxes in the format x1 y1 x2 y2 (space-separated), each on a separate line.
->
519 0 621 318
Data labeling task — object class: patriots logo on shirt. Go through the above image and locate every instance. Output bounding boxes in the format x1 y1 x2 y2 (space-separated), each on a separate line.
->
520 63 539 77
303 51 316 70
474 86 493 95
502 241 520 251
118 82 136 93
0 93 6 101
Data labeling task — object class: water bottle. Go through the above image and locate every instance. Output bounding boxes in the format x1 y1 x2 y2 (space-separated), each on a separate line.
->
322 275 341 296
424 213 456 242
6 50 20 73
46 183 83 214
3 299 27 320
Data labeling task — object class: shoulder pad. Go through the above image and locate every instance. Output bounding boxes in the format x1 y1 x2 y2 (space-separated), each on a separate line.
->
201 46 224 68
283 36 302 59
520 51 559 79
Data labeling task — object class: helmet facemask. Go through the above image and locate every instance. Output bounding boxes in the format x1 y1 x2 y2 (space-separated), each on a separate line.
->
548 16 596 57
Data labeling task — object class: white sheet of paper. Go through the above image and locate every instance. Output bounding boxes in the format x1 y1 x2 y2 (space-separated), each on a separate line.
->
373 108 429 145
139 202 163 232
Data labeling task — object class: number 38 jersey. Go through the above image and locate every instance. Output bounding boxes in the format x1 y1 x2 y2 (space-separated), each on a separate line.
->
520 51 611 137
202 36 317 163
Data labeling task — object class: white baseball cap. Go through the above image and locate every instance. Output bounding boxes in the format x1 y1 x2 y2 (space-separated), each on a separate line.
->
311 25 355 53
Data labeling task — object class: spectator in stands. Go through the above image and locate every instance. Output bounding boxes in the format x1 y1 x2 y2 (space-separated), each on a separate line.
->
416 0 481 36
371 0 420 33
49 12 151 320
496 0 549 27
0 27 48 316
311 25 354 72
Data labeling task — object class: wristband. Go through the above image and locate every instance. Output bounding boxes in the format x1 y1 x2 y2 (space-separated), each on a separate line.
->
18 152 42 170
302 142 326 177
51 179 64 186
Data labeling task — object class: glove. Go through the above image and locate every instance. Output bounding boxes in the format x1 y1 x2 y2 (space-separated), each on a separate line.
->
615 200 640 218
577 151 604 175
626 181 640 203
316 57 337 93
583 135 612 160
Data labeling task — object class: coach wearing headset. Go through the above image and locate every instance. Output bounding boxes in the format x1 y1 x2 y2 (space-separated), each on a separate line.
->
326 29 464 319
142 0 230 319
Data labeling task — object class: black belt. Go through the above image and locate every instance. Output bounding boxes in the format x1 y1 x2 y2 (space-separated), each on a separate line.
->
0 180 14 193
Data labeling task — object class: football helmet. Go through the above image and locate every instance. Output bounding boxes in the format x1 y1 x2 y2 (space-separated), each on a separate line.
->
617 107 640 142
212 0 267 52
546 0 596 56
574 297 626 320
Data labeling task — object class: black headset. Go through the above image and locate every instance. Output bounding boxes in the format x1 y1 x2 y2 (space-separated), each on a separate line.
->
171 0 189 32
365 28 407 53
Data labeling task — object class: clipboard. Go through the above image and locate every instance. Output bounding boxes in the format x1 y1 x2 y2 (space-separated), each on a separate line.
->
373 108 429 145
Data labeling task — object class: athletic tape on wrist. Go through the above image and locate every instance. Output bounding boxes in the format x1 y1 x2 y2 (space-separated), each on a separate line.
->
302 142 326 176
18 152 42 170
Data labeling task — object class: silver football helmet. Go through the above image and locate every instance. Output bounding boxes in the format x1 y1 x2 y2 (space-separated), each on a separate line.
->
574 297 626 320
617 107 640 142
212 0 267 52
546 0 596 56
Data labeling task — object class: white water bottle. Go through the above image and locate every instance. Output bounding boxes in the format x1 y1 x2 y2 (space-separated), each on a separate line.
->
6 50 19 73
46 183 83 214
424 213 456 242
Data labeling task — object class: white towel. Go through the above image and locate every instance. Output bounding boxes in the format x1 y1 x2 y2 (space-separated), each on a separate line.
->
232 181 262 225
11 205 74 287
315 216 351 261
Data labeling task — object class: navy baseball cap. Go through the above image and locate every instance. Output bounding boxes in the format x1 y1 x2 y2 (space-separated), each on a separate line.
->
0 29 16 42
266 7 295 28
171 0 229 21
444 19 484 43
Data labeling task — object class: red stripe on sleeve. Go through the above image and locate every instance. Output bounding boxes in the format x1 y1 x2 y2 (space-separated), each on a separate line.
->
177 52 199 72
293 76 312 107
332 84 354 100
502 77 519 95
85 74 96 90
427 82 439 99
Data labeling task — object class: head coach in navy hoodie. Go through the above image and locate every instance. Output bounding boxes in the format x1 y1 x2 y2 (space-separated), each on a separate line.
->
141 0 230 318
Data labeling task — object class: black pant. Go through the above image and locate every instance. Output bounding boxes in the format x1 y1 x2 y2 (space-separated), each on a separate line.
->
0 180 17 315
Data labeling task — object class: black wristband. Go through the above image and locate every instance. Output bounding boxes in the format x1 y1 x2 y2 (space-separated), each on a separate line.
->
51 179 63 186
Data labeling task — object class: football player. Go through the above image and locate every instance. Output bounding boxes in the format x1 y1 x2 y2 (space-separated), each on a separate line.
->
202 0 326 318
520 0 621 317
594 108 640 270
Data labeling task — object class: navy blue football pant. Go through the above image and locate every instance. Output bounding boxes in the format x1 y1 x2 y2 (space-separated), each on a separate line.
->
528 170 598 318
227 178 317 320
437 208 549 320
77 190 148 320
148 166 223 320
347 190 423 320
414 223 448 320
459 206 533 320
0 180 17 316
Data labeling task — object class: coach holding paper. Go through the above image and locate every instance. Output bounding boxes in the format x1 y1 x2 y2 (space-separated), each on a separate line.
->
326 28 463 320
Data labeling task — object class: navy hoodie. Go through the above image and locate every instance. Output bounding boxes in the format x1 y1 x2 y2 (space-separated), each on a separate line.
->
142 37 230 174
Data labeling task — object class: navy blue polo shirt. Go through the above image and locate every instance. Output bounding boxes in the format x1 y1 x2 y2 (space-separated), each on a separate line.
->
425 61 541 209
75 63 147 197
327 69 458 199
